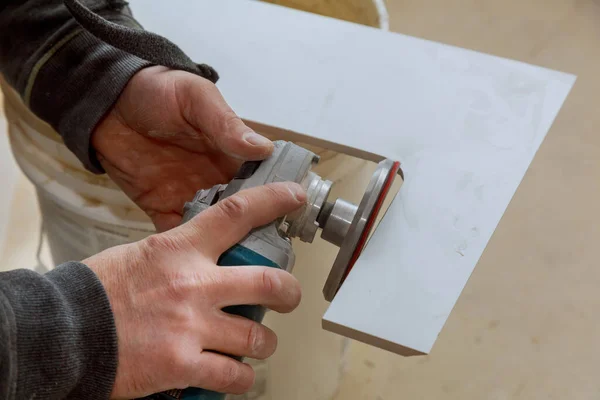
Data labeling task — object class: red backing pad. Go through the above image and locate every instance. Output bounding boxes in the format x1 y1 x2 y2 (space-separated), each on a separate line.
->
339 161 401 287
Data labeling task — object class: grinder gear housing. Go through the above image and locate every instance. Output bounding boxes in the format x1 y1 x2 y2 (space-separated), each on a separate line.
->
182 140 401 301
149 140 401 400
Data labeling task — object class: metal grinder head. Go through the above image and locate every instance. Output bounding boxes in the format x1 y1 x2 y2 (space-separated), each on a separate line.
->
279 143 402 301
184 141 402 302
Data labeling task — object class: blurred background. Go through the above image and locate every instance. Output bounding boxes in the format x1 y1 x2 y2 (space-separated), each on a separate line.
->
2 0 600 399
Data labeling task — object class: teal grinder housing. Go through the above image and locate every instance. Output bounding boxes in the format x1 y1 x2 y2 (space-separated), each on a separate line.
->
144 140 402 400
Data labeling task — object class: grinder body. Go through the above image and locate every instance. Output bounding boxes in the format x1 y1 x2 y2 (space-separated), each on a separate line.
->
144 140 401 400
145 141 319 400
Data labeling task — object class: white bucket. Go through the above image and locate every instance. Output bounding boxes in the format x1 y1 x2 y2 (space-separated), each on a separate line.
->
259 0 389 30
1 75 155 267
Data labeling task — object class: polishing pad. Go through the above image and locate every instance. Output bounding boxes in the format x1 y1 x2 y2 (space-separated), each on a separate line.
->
322 159 402 301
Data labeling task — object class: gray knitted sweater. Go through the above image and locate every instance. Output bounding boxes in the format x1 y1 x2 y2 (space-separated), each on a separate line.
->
0 1 217 398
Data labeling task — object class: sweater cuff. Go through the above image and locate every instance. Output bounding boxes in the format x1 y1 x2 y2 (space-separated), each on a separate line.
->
27 21 152 174
46 262 118 398
0 262 118 399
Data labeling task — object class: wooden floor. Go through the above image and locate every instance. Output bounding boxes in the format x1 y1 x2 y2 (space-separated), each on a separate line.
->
1 1 599 399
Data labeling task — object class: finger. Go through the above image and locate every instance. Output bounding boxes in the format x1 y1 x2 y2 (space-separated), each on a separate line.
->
178 182 306 260
177 74 274 160
208 266 302 313
149 212 183 233
203 313 278 360
189 352 255 395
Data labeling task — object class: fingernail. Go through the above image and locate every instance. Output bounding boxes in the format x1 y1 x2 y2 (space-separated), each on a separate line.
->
243 131 272 147
286 182 306 202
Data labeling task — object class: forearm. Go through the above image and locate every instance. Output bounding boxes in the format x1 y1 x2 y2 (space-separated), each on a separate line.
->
0 0 152 173
0 262 117 400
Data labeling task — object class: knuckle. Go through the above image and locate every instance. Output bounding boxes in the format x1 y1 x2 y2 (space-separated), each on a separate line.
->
177 76 216 122
167 269 219 305
175 219 207 250
235 364 255 394
177 81 199 123
267 270 301 312
291 282 302 309
215 360 242 391
217 109 242 133
263 184 285 203
200 270 225 297
245 322 265 355
143 233 163 250
287 275 302 309
143 233 181 254
168 342 190 371
183 73 214 95
170 339 205 382
195 75 216 92
254 326 277 359
259 268 278 297
168 289 197 317
217 194 249 221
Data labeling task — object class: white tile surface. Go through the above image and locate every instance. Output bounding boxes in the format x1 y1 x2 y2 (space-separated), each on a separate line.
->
130 0 575 355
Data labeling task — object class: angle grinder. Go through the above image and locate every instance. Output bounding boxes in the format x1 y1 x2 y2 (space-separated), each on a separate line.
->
144 140 402 400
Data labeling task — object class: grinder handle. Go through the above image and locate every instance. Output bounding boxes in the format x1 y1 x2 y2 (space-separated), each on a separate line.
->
146 244 281 400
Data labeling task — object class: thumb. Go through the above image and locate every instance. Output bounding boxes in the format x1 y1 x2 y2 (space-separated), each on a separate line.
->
176 182 306 260
179 74 274 160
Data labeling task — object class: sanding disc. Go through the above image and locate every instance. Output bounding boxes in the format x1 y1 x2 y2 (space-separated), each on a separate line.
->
322 159 401 302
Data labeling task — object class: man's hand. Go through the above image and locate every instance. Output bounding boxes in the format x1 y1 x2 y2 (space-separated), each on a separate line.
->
84 182 306 399
93 65 274 232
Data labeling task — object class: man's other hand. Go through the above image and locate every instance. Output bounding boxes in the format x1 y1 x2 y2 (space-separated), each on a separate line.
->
84 182 306 399
92 66 274 232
